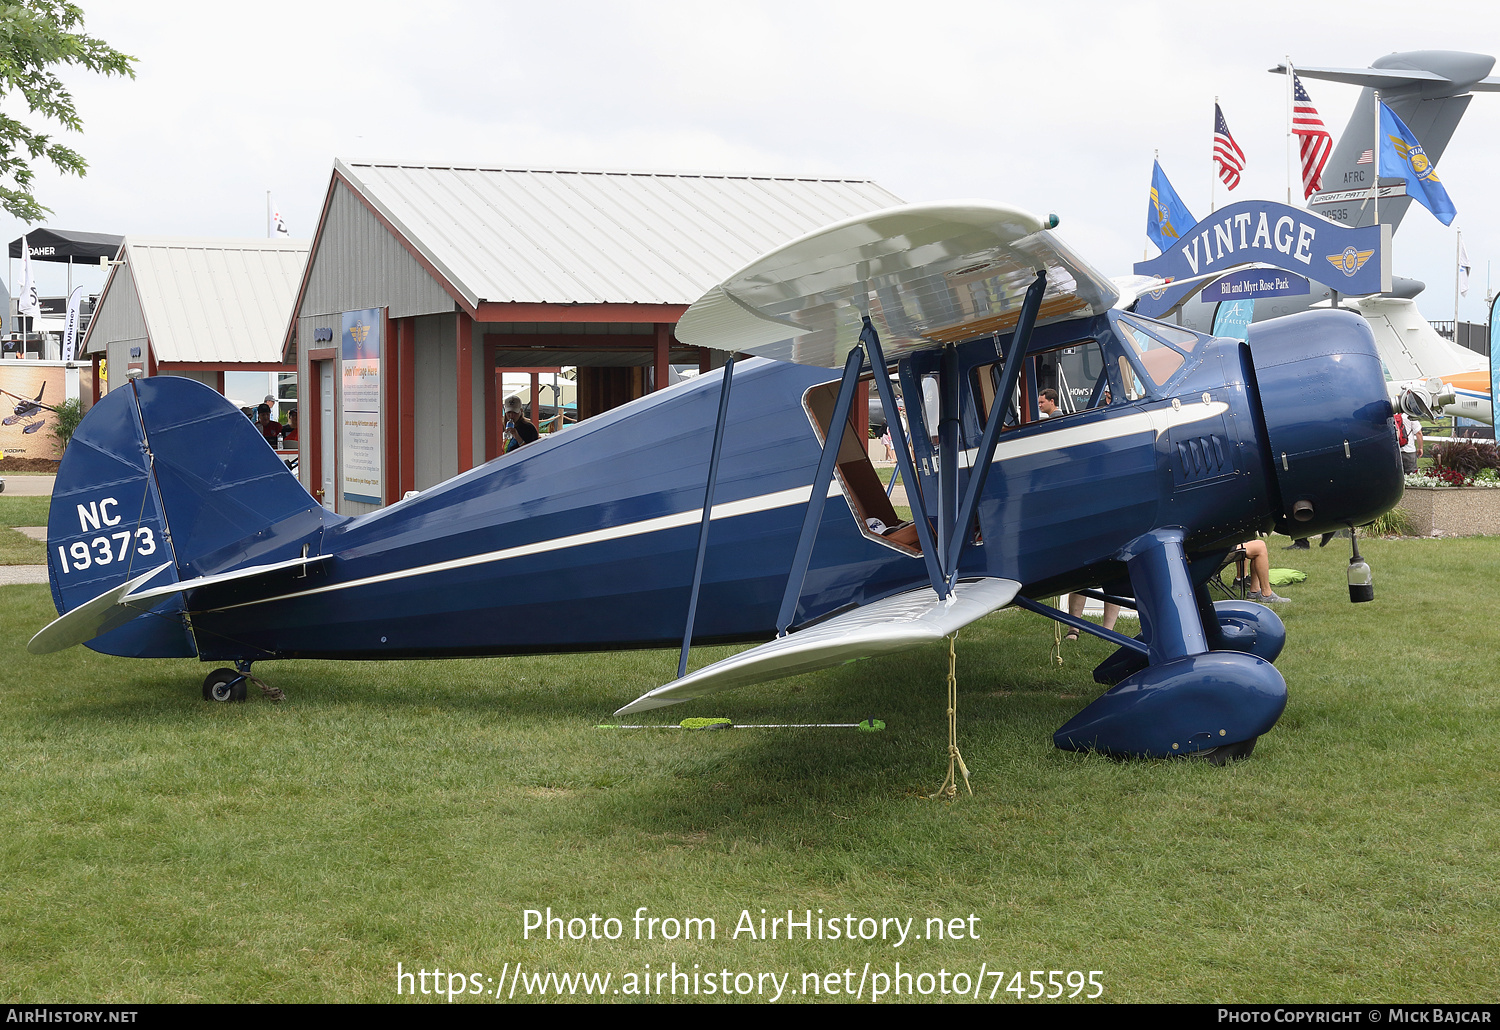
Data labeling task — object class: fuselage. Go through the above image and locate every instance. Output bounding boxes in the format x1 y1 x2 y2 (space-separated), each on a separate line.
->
50 308 1401 666
177 308 1397 664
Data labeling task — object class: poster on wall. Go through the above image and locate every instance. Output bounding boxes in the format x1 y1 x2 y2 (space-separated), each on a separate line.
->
0 363 67 461
340 308 382 505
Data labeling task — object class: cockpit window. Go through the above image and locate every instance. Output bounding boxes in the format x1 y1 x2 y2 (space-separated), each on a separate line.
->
971 339 1113 428
1114 312 1197 387
1120 313 1200 352
1035 339 1110 416
1116 356 1146 401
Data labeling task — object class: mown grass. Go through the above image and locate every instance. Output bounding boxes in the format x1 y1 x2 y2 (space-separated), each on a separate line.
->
0 533 1496 1003
0 496 49 565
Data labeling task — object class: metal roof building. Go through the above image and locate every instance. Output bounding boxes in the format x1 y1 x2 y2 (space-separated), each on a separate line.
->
82 236 308 400
291 161 901 513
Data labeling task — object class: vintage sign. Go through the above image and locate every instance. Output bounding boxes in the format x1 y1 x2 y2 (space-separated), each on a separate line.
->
1200 269 1310 303
1134 199 1391 300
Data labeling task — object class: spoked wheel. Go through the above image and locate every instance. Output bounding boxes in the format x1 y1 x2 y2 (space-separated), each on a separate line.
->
1193 736 1257 766
202 668 248 702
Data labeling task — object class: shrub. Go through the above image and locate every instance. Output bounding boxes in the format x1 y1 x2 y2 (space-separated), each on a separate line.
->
50 398 84 450
1428 440 1500 479
1365 506 1414 537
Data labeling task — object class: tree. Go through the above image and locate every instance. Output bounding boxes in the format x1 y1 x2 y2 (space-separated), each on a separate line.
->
0 1 133 223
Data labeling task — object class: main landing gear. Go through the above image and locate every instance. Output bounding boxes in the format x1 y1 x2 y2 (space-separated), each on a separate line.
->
1050 529 1288 761
201 661 285 703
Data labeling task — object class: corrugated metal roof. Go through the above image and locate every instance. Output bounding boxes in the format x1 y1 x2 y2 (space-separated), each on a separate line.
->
336 161 904 307
104 237 308 362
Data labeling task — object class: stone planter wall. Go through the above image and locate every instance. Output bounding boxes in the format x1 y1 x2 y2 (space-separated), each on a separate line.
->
1399 486 1500 536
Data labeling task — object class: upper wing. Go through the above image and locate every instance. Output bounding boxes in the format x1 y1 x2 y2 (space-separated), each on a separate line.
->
674 201 1118 368
615 577 1020 715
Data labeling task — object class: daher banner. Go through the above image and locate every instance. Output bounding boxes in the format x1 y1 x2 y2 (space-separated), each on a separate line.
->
1134 199 1391 299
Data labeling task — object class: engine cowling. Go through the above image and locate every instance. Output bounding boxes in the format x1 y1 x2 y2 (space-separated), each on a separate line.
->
1246 309 1404 537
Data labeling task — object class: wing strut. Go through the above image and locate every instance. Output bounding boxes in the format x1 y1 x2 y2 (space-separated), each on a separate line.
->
895 359 937 519
942 269 1048 588
775 345 866 635
677 356 735 679
864 321 945 597
771 269 1047 632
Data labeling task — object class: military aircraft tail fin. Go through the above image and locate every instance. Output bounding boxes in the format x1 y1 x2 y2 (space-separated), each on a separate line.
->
47 376 329 657
1290 51 1496 231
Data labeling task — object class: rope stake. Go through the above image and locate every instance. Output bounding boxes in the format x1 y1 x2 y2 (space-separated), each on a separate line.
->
1050 595 1064 666
934 632 971 799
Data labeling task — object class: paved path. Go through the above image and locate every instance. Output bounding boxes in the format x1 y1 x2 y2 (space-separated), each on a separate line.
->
0 565 48 584
2 475 54 496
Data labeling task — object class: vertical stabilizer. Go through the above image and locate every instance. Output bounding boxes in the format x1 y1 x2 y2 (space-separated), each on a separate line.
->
1277 51 1498 232
47 382 194 657
47 377 332 658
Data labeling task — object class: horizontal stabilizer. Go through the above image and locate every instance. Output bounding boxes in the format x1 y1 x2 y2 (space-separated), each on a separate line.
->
615 577 1020 715
126 552 332 605
27 552 330 655
28 562 174 655
1272 58 1499 94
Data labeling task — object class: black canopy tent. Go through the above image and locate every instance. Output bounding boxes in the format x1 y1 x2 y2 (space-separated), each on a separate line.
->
6 229 121 343
9 228 123 263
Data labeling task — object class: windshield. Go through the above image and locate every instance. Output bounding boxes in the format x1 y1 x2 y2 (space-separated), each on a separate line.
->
1113 312 1201 387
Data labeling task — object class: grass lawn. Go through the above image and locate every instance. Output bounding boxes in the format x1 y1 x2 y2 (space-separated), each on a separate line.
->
0 496 49 565
0 533 1497 1003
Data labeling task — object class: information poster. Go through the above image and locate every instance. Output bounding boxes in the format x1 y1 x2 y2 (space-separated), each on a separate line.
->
340 308 382 505
0 363 67 460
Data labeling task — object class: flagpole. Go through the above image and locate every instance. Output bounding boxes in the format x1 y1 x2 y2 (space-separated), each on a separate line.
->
1372 91 1381 228
1210 97 1217 214
1149 149 1157 260
1455 227 1462 323
1286 57 1294 205
266 191 272 239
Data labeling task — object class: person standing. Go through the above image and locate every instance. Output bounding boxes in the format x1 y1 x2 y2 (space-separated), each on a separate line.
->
1396 411 1423 474
1064 591 1120 641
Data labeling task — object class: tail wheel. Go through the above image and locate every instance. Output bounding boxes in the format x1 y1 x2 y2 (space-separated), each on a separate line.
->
202 669 248 702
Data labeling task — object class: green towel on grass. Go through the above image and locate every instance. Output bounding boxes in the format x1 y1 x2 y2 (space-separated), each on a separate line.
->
1268 568 1307 586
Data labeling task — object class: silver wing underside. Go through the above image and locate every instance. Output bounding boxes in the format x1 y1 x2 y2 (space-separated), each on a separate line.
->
616 577 1021 715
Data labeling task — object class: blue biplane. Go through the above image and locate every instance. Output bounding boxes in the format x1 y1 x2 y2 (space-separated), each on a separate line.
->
31 202 1403 759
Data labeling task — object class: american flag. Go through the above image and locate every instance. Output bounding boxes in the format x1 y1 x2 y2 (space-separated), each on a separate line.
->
1292 74 1333 198
1213 103 1246 190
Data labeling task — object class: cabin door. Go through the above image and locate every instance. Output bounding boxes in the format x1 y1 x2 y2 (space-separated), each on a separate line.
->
319 361 336 512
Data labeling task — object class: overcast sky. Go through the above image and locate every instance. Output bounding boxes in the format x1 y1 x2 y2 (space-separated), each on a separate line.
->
7 0 1497 323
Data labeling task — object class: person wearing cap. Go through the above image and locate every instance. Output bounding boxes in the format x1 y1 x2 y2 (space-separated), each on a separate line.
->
255 404 281 447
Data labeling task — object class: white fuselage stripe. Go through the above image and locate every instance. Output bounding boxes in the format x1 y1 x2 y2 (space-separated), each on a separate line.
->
209 401 1225 613
206 482 842 611
957 401 1228 467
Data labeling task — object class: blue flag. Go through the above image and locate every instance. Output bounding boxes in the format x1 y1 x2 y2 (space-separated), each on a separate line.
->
1147 160 1197 253
1378 102 1456 226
